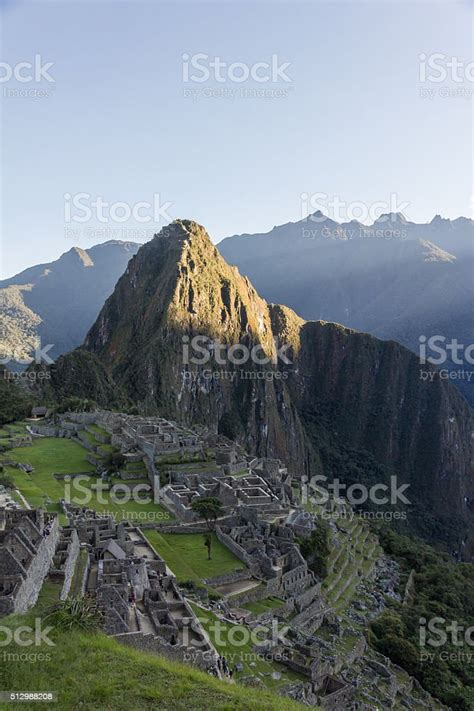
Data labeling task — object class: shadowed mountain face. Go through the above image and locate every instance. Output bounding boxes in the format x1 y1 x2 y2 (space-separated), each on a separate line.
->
218 213 474 405
73 220 473 555
0 240 140 363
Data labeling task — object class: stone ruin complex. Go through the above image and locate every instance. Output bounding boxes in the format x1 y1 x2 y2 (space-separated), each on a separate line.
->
62 503 216 673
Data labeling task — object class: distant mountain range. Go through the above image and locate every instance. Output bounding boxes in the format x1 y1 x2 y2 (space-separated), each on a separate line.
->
2 213 472 406
35 220 474 556
219 213 474 404
0 240 140 364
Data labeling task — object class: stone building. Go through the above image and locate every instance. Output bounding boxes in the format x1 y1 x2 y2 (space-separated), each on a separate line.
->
216 508 315 598
0 509 59 615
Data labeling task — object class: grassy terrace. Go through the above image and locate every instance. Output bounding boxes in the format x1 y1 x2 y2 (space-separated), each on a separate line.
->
189 603 307 691
33 577 62 610
1 611 309 711
1 431 173 524
241 597 286 615
322 515 382 614
144 530 244 584
85 423 109 437
70 548 89 597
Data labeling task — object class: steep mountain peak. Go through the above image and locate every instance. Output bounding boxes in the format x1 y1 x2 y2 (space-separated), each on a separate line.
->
60 246 94 268
430 214 451 226
85 219 282 363
373 211 408 225
309 210 325 220
152 219 213 248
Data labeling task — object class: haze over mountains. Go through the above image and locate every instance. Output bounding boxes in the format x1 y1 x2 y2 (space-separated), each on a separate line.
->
35 220 474 556
0 240 140 364
219 213 474 404
1 212 473 410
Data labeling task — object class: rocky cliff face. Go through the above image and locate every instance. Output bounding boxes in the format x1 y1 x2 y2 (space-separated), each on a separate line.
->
79 220 473 552
84 220 312 473
292 321 473 550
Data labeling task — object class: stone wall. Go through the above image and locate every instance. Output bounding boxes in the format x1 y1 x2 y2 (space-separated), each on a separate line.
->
215 527 255 569
154 523 209 534
226 580 277 608
294 583 321 611
12 517 60 613
28 424 74 438
203 569 251 587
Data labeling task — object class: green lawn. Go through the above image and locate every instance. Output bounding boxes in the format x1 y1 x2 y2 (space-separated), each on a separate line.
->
2 437 93 511
144 530 244 584
241 597 286 615
2 436 173 524
80 430 97 445
1 612 309 711
70 548 89 597
86 423 109 437
34 577 62 611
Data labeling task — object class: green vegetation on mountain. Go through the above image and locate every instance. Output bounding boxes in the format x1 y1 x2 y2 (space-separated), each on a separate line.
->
0 366 33 425
28 349 128 409
297 519 331 578
371 526 474 710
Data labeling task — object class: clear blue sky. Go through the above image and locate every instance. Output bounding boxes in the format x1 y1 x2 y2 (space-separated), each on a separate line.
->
1 0 472 277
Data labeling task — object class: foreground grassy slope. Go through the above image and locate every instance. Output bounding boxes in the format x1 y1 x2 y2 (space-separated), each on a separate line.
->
0 622 309 711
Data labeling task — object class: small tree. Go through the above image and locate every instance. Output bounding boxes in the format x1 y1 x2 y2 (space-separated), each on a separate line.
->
204 532 212 560
297 521 331 579
191 497 224 530
105 451 125 473
0 474 14 489
191 497 224 561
